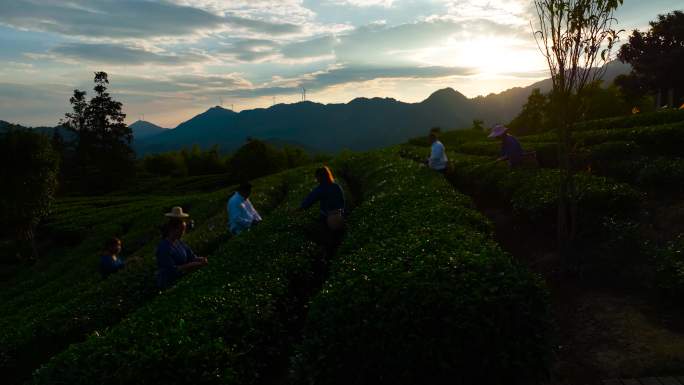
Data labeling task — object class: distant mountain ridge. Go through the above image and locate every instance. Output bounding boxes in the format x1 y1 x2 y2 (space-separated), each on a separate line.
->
3 61 632 155
129 120 168 140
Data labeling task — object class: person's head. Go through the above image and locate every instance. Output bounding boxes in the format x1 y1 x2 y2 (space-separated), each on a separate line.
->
162 218 187 240
104 237 122 255
428 132 438 144
315 166 334 185
238 182 252 198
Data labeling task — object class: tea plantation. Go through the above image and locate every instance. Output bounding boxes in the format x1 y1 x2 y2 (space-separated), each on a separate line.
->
2 109 684 384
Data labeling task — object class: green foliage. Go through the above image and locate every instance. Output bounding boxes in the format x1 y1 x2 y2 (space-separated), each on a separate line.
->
573 109 684 131
0 129 59 258
0 174 288 384
618 10 684 107
509 88 549 135
30 168 320 385
654 235 684 296
399 145 640 237
294 151 551 385
228 139 287 182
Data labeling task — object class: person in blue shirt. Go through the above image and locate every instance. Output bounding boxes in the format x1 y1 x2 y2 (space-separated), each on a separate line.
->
156 206 208 289
299 166 346 227
489 124 524 167
299 167 346 266
99 237 124 278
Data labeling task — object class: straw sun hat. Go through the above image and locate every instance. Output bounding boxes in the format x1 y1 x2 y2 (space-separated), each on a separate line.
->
164 206 190 219
488 124 509 138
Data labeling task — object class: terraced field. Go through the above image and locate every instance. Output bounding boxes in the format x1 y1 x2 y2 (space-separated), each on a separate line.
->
3 110 684 384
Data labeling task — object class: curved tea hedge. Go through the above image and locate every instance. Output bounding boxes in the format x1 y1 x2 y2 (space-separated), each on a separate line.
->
655 234 684 297
573 109 684 132
0 174 288 384
294 150 551 385
31 167 322 385
400 145 640 229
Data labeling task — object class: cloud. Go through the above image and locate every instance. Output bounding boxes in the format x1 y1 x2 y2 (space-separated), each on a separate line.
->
224 64 475 97
326 0 396 7
0 0 301 39
281 35 338 58
51 43 209 65
216 39 280 62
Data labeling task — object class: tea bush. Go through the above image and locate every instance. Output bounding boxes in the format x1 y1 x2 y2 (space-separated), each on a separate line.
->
654 235 684 297
31 168 322 385
0 174 288 383
573 109 684 131
294 150 551 385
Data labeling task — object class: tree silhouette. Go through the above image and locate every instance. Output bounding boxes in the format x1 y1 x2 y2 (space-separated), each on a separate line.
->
62 72 134 192
617 11 684 107
0 130 59 260
533 0 623 263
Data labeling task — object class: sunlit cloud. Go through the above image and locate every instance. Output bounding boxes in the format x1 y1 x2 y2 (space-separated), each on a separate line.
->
0 0 674 126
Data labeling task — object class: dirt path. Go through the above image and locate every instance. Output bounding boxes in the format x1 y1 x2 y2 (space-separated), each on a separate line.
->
473 197 684 384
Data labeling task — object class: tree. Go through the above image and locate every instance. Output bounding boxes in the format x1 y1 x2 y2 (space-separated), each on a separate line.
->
508 88 549 135
0 130 59 260
228 140 286 182
533 0 623 262
617 11 684 107
62 72 134 193
471 119 485 131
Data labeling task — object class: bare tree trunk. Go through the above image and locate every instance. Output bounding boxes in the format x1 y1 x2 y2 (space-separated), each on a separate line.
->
668 88 674 108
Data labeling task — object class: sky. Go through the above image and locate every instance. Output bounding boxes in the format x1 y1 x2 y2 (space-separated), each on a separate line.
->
0 0 681 128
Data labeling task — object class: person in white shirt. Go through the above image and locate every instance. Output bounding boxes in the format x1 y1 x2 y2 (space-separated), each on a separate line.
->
426 131 448 172
228 182 262 235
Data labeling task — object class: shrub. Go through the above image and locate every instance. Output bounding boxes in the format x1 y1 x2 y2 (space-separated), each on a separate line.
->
573 109 684 131
654 235 684 297
31 168 321 385
294 151 551 385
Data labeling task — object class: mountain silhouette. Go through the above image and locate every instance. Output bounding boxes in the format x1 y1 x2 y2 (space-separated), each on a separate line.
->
129 120 168 140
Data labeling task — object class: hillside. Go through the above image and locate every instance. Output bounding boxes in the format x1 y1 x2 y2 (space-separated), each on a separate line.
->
2 109 684 384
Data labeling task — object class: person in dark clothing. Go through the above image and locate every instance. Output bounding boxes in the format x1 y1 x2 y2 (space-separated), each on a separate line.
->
299 166 346 271
156 206 208 289
489 124 524 167
100 237 124 278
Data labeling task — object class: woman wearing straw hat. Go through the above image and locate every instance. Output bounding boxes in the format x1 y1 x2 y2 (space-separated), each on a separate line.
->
489 124 524 167
156 206 208 289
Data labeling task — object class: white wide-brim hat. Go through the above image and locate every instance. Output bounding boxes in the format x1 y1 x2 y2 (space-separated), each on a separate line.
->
488 124 509 138
164 206 190 219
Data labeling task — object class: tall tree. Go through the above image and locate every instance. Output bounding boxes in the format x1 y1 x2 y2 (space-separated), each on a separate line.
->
508 88 549 135
617 11 684 107
0 130 59 261
533 0 623 262
62 72 134 192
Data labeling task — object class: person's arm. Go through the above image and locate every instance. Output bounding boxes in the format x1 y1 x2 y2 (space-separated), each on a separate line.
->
245 199 262 222
299 186 322 210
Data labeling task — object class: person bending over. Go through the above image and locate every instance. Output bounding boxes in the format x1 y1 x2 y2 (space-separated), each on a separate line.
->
228 182 262 235
489 124 524 167
426 131 448 173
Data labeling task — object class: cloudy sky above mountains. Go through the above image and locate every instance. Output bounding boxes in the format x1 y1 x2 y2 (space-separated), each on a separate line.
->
0 0 680 127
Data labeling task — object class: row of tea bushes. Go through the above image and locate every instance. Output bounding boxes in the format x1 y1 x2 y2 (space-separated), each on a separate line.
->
399 146 641 233
31 168 322 385
294 150 551 385
654 234 684 298
0 175 288 384
573 109 684 132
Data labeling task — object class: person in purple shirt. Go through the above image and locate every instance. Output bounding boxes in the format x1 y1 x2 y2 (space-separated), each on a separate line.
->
489 124 524 167
156 207 208 289
100 237 124 278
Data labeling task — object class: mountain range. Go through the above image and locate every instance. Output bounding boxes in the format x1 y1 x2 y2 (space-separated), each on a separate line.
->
2 61 631 154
